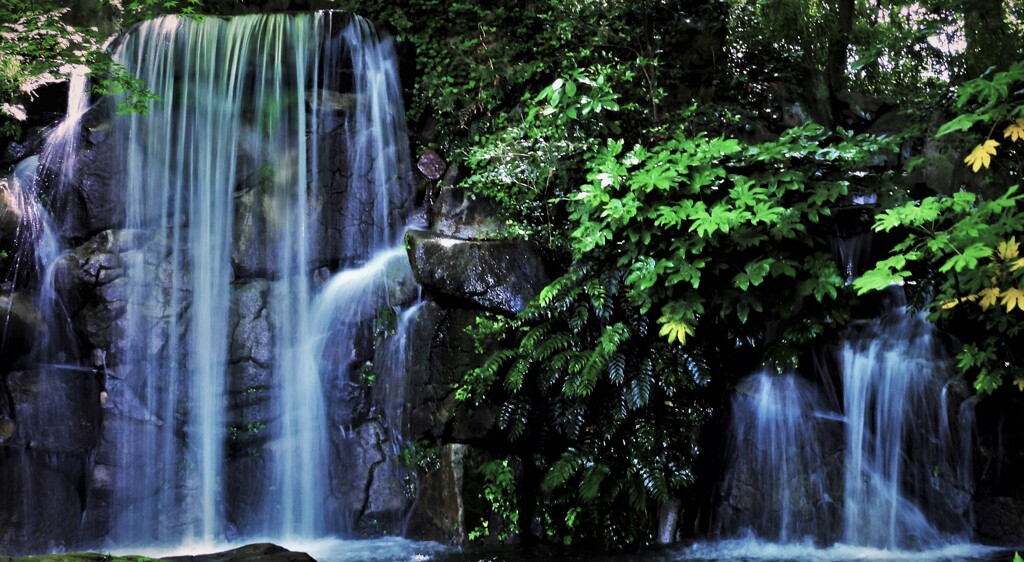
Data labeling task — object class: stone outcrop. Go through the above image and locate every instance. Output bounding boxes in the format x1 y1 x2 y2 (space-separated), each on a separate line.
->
405 230 549 316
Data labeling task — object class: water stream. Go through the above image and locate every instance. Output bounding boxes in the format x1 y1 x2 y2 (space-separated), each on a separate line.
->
95 11 413 546
714 305 983 559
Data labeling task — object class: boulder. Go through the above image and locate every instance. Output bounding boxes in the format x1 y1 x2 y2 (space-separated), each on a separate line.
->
405 231 548 316
416 149 447 181
161 543 316 562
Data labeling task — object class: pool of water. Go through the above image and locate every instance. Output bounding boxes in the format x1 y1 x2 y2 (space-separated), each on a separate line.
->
114 537 1016 562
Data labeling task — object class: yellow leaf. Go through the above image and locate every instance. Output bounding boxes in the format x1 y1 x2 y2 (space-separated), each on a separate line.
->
658 317 694 345
1004 118 1024 142
979 287 1001 310
1017 378 1024 391
941 298 960 309
964 139 999 172
1012 258 1024 272
999 237 1020 261
1000 287 1024 312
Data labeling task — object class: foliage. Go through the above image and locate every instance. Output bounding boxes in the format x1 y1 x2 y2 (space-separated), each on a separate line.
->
460 263 710 549
856 56 1024 394
0 0 187 141
458 100 900 546
469 459 520 542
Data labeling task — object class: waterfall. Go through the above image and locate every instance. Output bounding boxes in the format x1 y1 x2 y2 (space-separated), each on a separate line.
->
723 372 834 544
97 11 413 546
4 67 89 359
719 308 973 551
841 312 970 549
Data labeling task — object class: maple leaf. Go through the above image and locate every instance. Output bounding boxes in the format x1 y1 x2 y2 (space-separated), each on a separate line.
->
1000 287 1024 312
964 139 999 172
1012 258 1024 272
999 237 1020 260
658 317 694 345
979 287 1001 310
1017 379 1024 392
1005 119 1024 142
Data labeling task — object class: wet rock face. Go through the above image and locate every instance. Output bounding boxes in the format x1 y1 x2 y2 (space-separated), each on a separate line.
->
331 421 412 535
405 443 467 543
0 292 45 367
65 127 125 241
405 230 549 315
0 450 84 554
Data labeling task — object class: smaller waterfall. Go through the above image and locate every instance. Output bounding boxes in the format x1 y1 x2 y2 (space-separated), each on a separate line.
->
374 300 425 449
723 372 835 544
4 68 89 358
719 309 973 552
841 312 971 549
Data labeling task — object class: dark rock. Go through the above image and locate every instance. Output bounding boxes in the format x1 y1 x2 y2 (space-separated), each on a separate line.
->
0 450 83 554
417 149 447 181
406 443 468 543
408 307 498 442
66 136 125 240
974 496 1024 545
2 129 47 166
7 367 101 454
0 292 45 366
405 231 548 316
836 90 894 125
162 543 316 562
867 110 914 168
331 420 410 535
428 183 499 238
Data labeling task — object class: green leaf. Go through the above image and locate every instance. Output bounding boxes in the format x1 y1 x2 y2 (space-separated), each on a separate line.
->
936 113 987 137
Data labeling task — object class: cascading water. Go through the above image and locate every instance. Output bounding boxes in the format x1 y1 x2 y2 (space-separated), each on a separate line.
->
712 305 979 558
721 372 836 544
841 312 971 549
90 11 414 547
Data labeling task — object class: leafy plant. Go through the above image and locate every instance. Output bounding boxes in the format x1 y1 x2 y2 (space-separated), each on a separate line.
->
856 58 1024 393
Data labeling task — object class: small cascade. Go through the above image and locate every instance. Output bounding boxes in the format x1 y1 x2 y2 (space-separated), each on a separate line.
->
374 300 425 449
3 68 89 358
718 307 973 552
723 372 835 544
841 312 971 548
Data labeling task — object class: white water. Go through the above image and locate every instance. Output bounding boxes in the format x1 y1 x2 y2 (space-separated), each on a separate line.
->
725 373 832 543
720 309 977 555
102 12 414 545
4 68 89 358
681 537 1001 562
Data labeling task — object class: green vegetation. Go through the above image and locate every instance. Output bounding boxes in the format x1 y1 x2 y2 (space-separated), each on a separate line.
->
3 0 1023 552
